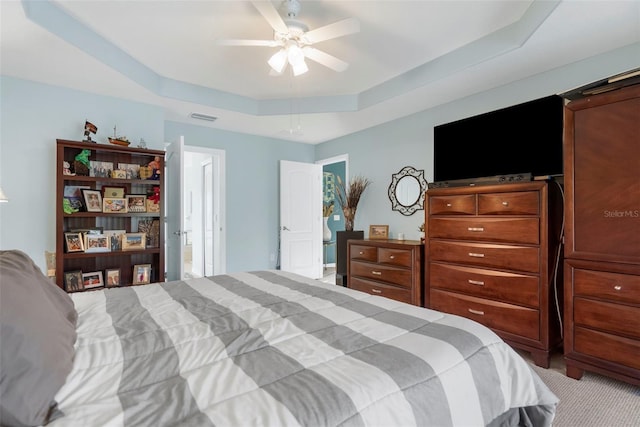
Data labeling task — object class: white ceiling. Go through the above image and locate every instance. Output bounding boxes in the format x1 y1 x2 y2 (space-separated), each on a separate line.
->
2 0 639 144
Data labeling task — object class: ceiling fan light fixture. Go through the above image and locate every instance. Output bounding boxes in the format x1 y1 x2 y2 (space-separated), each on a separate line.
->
268 49 288 73
291 58 308 76
286 44 308 76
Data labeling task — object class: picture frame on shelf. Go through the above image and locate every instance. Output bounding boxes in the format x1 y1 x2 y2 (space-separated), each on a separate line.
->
64 232 84 253
126 194 147 213
84 234 110 253
63 270 83 292
137 219 160 248
117 163 140 180
89 161 114 178
104 229 125 252
132 264 151 285
103 198 127 213
146 199 160 213
82 271 104 289
122 232 146 251
102 186 126 199
369 224 389 240
81 189 102 213
63 185 90 212
105 268 121 287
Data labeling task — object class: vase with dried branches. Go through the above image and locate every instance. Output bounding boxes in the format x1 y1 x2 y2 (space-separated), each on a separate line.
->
336 175 371 231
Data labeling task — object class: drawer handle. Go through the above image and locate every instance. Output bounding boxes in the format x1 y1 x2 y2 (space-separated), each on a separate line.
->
359 251 364 255
614 285 622 291
467 227 484 232
446 203 452 207
371 289 382 294
468 252 485 258
372 271 382 275
468 308 485 316
502 201 509 206
389 255 395 259
468 279 485 286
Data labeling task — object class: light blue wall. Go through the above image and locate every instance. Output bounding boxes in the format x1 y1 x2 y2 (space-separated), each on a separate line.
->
2 42 638 273
0 76 164 272
315 42 640 241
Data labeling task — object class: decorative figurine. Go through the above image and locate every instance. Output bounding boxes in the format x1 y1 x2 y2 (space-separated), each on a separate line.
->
108 126 130 146
83 120 97 143
148 156 162 180
74 149 91 176
62 161 75 176
138 138 147 149
63 198 79 214
147 186 161 212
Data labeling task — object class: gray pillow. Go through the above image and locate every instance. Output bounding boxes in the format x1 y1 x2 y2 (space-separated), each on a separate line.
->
0 250 77 426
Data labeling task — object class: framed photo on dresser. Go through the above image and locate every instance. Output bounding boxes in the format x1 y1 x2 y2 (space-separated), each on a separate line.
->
369 225 389 240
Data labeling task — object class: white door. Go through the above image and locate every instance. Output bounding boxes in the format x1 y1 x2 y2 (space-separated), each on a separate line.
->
166 137 185 281
280 160 323 279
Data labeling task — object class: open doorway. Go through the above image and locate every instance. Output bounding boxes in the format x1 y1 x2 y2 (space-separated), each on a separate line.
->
182 147 226 278
316 154 348 283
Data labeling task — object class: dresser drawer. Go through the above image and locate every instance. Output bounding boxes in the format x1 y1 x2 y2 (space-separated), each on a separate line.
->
430 289 539 340
429 217 539 244
429 194 476 215
478 191 539 215
350 245 377 262
574 298 640 340
573 268 640 305
429 262 539 308
350 261 412 288
430 240 540 273
378 248 412 268
350 277 412 304
574 327 640 371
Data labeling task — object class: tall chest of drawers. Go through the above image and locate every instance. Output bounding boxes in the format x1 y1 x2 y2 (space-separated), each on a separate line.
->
425 182 563 367
563 84 640 386
347 239 423 306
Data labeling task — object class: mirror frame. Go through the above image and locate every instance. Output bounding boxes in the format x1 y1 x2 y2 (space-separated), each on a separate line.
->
388 166 428 216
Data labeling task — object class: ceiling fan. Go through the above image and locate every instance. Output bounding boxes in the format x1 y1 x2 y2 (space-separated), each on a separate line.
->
217 0 360 76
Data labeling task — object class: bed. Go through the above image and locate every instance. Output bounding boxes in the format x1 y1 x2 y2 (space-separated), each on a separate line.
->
1 250 558 426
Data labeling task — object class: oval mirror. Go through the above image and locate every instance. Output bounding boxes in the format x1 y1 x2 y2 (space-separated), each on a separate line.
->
388 166 428 216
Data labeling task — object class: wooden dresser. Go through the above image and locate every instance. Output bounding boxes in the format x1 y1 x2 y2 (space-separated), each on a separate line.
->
347 239 423 306
425 181 563 367
563 84 640 386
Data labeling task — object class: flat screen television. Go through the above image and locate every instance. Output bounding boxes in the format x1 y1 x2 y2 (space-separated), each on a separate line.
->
433 95 564 183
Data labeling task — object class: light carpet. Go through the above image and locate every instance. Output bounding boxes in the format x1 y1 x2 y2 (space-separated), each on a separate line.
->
522 351 640 427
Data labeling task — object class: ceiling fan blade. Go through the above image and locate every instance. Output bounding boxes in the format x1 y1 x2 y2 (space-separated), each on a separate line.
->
251 0 289 34
303 18 360 44
216 39 280 47
302 47 349 72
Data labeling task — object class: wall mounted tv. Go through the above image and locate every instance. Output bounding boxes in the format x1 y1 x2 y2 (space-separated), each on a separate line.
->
433 95 564 183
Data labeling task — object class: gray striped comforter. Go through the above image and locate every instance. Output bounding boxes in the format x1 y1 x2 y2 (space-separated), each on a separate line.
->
51 270 557 426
